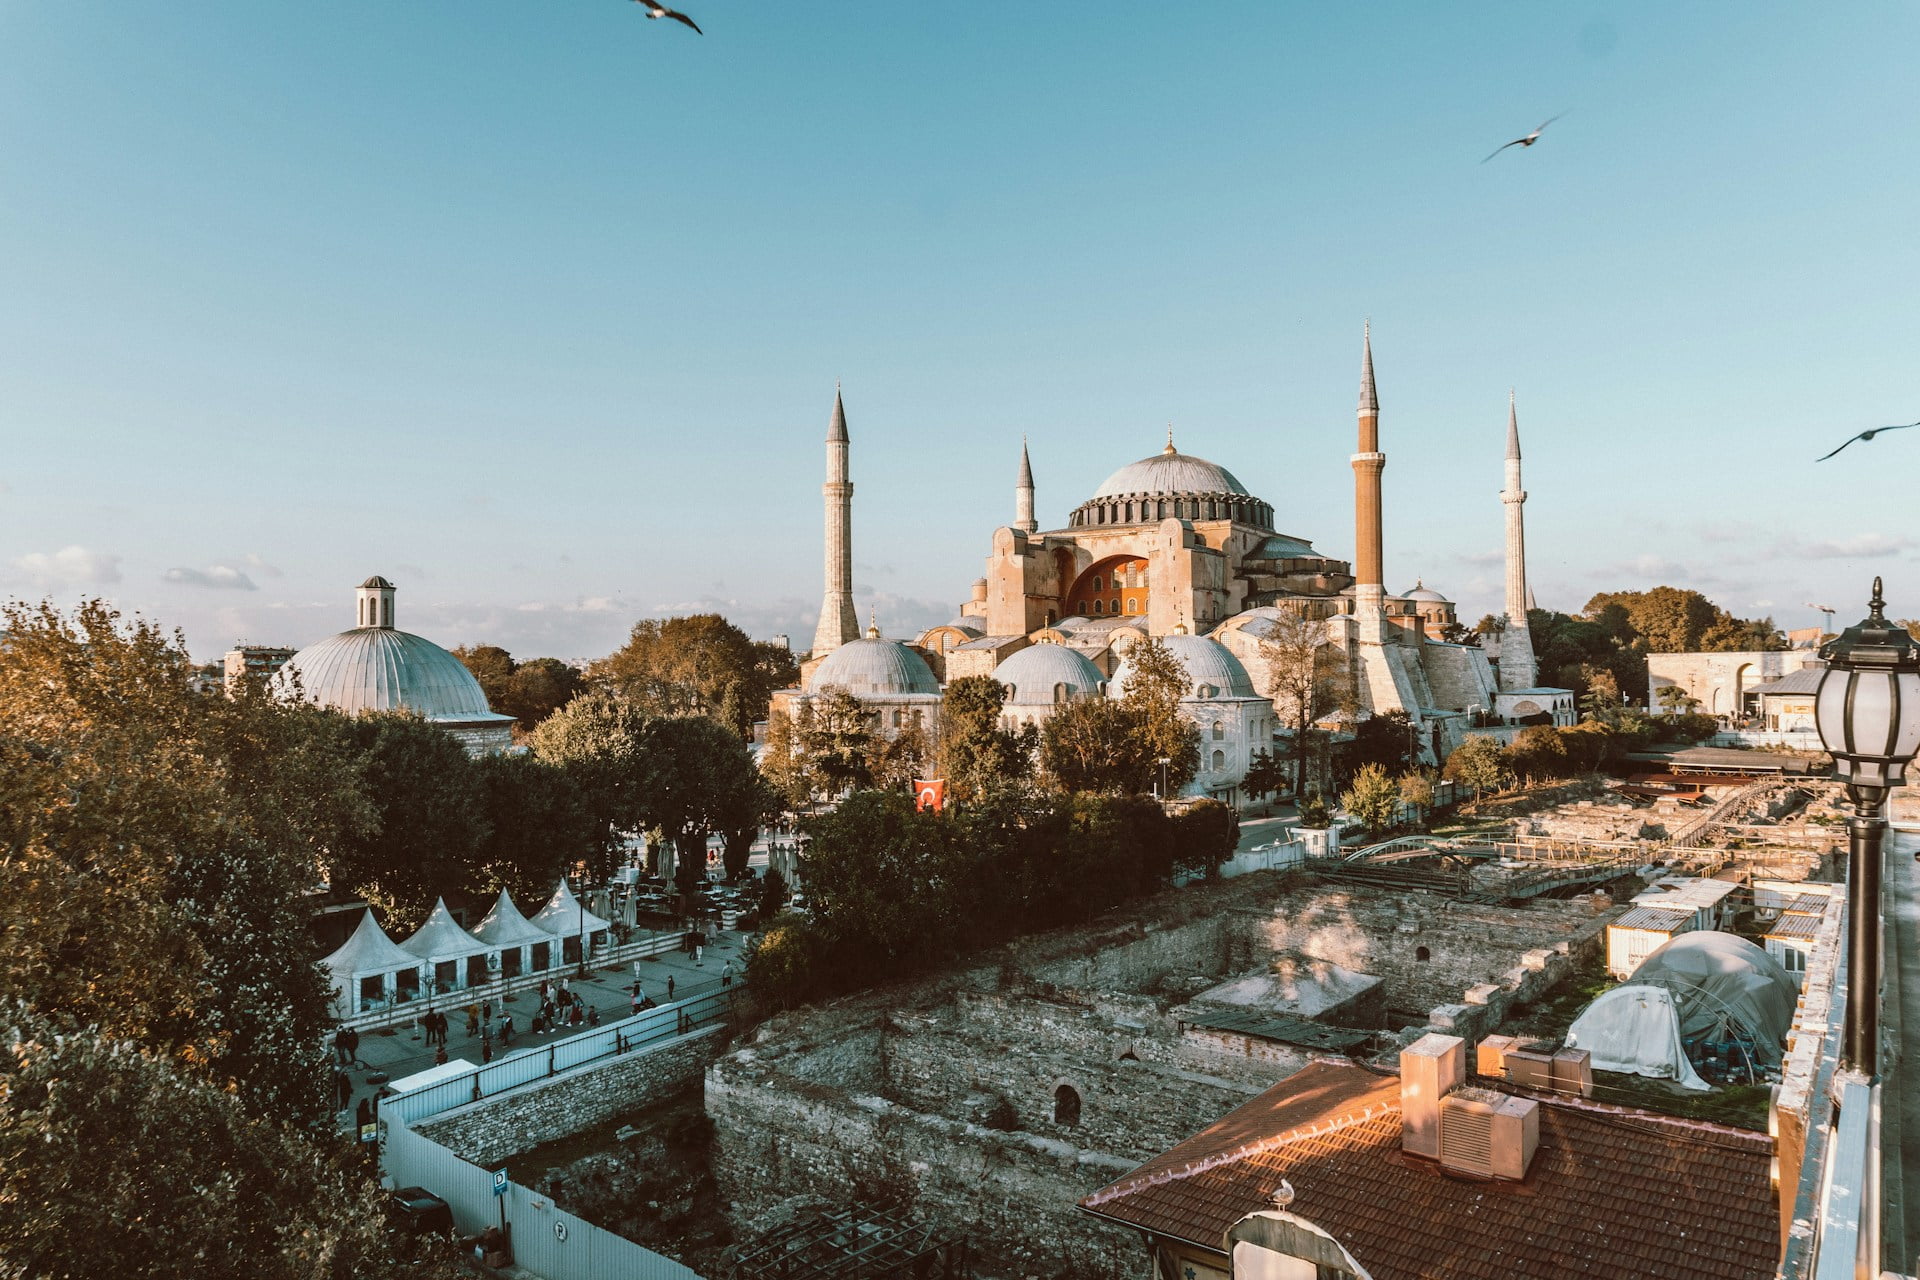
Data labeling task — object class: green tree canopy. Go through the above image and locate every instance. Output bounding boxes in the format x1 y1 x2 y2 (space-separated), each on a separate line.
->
530 691 654 870
1508 724 1572 782
637 715 774 895
1037 696 1160 794
589 614 797 736
1117 637 1201 791
1580 587 1785 656
473 752 599 905
1258 612 1351 795
1339 763 1400 838
1442 734 1511 801
938 675 1036 800
452 646 583 730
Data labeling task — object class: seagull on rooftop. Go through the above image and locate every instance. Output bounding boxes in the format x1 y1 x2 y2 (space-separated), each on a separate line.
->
632 0 702 33
1817 421 1918 461
1482 115 1563 163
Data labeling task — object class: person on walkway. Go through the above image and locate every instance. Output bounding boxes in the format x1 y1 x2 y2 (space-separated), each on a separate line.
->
434 1044 448 1067
500 1014 514 1045
332 1027 352 1067
481 1038 493 1065
694 942 703 967
666 974 676 1002
334 1067 353 1112
587 1006 600 1028
558 977 569 1002
721 960 733 988
343 1026 361 1068
631 990 642 1016
570 1002 584 1027
466 1008 480 1038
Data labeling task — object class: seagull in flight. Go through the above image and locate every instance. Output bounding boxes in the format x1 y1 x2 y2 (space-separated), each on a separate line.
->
1817 421 1918 461
632 0 701 33
1483 115 1563 163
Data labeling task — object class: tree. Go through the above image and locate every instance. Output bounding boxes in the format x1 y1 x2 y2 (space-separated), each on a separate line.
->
1442 735 1510 801
530 692 654 873
1398 769 1436 829
1260 613 1350 796
473 753 599 905
452 643 516 712
1508 724 1571 783
1340 764 1401 839
797 790 971 977
1339 709 1416 783
1654 684 1700 714
759 707 816 809
590 614 796 735
1171 798 1239 879
506 656 584 726
1242 748 1287 804
635 715 773 897
0 1004 447 1280
792 688 877 796
0 600 370 1128
1581 587 1786 656
1117 637 1201 792
329 712 489 930
938 676 1035 800
1037 696 1159 794
756 867 790 919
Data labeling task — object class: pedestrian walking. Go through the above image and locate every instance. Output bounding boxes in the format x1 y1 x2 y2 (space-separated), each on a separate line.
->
558 977 569 1002
501 1014 514 1045
332 1027 352 1067
434 1044 449 1066
334 1067 353 1112
721 960 733 988
481 1001 492 1024
539 979 549 1003
571 1002 584 1027
466 1008 480 1038
695 942 703 967
481 1038 494 1065
666 974 676 1001
631 990 642 1016
343 1026 361 1068
587 1006 600 1028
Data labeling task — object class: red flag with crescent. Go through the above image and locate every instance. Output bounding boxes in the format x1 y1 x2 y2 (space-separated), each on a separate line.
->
913 779 946 813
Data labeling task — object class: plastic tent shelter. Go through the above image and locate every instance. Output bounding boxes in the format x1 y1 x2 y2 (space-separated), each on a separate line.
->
471 888 558 980
1564 930 1798 1091
530 878 612 965
399 897 497 994
323 910 424 1016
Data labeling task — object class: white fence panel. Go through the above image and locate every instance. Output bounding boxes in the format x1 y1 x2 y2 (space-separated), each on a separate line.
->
508 1184 702 1280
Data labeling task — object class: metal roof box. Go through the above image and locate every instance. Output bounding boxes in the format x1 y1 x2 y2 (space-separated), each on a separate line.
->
1439 1087 1540 1180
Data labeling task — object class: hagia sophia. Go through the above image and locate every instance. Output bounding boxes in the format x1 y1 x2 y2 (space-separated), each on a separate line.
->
776 325 1574 802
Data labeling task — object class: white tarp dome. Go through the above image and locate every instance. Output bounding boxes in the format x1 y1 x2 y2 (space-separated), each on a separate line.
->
471 888 552 948
530 879 611 937
398 897 493 963
1564 984 1710 1091
322 910 422 1014
1631 930 1798 1067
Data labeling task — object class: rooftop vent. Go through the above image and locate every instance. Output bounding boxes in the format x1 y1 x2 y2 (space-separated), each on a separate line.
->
1400 1033 1467 1160
1439 1087 1539 1180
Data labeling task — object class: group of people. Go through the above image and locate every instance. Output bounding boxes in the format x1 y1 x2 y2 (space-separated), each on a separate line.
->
330 1024 361 1068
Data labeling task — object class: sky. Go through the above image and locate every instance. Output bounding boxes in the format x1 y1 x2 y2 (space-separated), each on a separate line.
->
1 1 1916 663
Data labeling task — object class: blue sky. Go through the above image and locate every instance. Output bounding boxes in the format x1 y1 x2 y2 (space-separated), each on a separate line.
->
2 1 1916 661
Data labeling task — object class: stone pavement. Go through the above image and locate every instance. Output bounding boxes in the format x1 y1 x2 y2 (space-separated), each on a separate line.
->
1887 826 1920 1270
333 924 748 1128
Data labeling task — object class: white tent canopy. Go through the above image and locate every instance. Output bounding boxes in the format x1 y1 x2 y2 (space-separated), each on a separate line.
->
531 879 611 939
399 897 493 963
472 888 552 948
1631 930 1797 1067
1564 984 1710 1091
322 910 424 1016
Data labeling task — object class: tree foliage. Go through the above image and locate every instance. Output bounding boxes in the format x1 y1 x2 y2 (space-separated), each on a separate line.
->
530 692 654 871
1442 734 1511 800
1259 613 1350 795
589 614 797 736
1338 709 1416 783
1037 696 1161 794
1339 763 1401 838
1117 637 1201 791
1508 724 1571 783
473 752 599 905
938 676 1035 800
452 645 583 730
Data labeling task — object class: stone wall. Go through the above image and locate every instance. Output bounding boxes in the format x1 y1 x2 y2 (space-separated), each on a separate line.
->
418 1027 722 1168
1020 915 1232 992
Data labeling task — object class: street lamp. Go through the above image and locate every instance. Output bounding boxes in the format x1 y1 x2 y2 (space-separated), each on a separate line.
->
1812 576 1920 1075
1156 757 1171 800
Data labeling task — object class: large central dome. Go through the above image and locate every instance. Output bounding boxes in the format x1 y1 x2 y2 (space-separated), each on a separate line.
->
1091 448 1250 501
1070 437 1272 531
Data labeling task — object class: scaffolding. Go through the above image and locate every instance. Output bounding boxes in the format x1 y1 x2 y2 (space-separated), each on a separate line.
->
728 1206 971 1280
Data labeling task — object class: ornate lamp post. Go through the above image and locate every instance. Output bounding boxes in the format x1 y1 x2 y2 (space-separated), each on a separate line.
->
1813 577 1920 1075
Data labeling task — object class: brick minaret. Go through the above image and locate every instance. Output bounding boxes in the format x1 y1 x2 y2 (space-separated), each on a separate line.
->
1351 322 1387 629
1498 390 1539 689
810 385 859 657
1015 437 1038 534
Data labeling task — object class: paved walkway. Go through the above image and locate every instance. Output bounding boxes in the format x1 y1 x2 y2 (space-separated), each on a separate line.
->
332 925 748 1126
1887 827 1920 1270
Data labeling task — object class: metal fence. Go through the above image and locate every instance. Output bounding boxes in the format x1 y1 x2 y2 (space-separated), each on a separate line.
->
383 986 737 1126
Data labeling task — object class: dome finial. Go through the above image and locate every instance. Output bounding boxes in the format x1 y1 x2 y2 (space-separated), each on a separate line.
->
1163 423 1176 456
866 609 880 640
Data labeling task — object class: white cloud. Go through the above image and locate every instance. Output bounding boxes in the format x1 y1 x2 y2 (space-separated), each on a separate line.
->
13 545 122 587
1780 533 1911 560
242 553 284 579
165 564 258 591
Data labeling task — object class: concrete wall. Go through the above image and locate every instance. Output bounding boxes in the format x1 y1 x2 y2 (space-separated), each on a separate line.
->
418 1027 722 1168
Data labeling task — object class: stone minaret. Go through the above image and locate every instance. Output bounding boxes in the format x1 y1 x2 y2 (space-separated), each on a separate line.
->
1351 322 1387 626
810 385 859 657
1498 391 1540 690
1014 437 1038 533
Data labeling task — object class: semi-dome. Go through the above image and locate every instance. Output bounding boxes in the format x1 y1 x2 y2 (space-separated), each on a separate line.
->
271 576 515 752
1071 435 1272 531
1401 579 1451 603
992 642 1105 706
807 636 940 697
1108 634 1259 701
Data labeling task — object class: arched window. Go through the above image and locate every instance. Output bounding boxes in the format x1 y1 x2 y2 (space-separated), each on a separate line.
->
1196 682 1217 698
1091 575 1103 592
1054 1084 1081 1127
1212 720 1225 740
1210 749 1226 771
1416 946 1431 962
891 710 902 729
1091 599 1103 615
1109 597 1121 615
1125 502 1134 522
1127 598 1140 615
1053 682 1069 704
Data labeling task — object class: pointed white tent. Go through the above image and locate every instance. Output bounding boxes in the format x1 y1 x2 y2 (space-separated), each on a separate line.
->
530 878 612 961
322 910 424 1016
472 888 558 977
399 897 496 992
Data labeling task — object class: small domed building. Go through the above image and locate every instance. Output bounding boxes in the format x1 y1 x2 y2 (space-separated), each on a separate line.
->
989 640 1106 732
271 576 516 755
1107 634 1274 801
774 621 943 742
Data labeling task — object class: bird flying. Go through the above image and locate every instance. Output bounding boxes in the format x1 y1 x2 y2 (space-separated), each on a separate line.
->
632 0 701 33
1817 421 1918 461
1482 115 1563 163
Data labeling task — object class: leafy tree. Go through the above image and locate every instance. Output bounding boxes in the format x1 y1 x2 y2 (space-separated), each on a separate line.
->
1171 798 1239 878
1340 763 1401 838
744 911 832 1010
1242 748 1288 804
757 867 790 919
0 600 369 1127
1339 709 1416 783
329 713 489 930
0 1004 448 1280
1116 637 1201 792
452 643 517 711
1654 684 1700 715
591 614 795 735
1398 769 1436 828
1296 789 1332 828
507 656 584 726
1508 724 1571 783
473 753 598 905
1037 696 1160 794
1259 613 1350 796
635 715 774 898
531 692 654 860
938 675 1035 800
792 687 878 796
797 790 971 977
1578 669 1624 723
1558 721 1616 773
1527 608 1646 703
759 707 816 809
1442 734 1511 801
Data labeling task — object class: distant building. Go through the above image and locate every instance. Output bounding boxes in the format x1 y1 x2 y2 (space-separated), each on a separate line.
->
1646 646 1817 719
223 644 296 694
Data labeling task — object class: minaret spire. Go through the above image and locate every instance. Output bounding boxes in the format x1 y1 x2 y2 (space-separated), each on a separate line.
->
1498 391 1539 690
811 385 860 656
1350 321 1386 624
1014 436 1038 533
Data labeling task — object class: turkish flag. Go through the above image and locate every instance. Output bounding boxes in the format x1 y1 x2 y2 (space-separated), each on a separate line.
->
913 779 946 813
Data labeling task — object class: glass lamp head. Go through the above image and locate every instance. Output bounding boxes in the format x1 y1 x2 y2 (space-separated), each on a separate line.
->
1815 577 1920 791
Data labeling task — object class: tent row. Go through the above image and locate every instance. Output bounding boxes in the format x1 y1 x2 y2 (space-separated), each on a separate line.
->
324 880 613 1017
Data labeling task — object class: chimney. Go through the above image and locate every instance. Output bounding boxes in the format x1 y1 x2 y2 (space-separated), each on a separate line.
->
1400 1033 1466 1159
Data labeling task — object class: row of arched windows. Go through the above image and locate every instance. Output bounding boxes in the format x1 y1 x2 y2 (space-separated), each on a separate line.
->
1070 495 1272 528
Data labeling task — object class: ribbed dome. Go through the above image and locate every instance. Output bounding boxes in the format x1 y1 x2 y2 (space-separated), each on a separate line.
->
992 643 1105 706
274 628 502 721
1091 450 1250 501
807 637 939 697
1109 635 1258 700
1401 580 1451 603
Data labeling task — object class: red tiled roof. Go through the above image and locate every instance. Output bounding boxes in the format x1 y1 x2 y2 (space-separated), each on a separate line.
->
1080 1060 1776 1280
